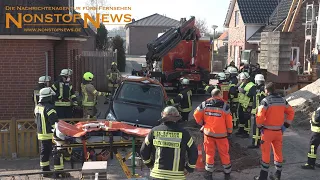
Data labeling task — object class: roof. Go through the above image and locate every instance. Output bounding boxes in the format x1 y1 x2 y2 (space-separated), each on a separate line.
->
224 0 279 27
248 0 293 42
218 31 228 40
0 0 95 37
125 13 179 28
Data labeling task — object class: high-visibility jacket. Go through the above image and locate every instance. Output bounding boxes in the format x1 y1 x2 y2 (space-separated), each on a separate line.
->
140 121 198 180
228 77 239 103
256 94 295 130
107 69 121 88
170 88 192 113
311 107 320 133
81 82 108 107
34 103 59 140
194 97 233 138
51 80 77 106
204 82 220 94
238 82 255 109
251 84 266 114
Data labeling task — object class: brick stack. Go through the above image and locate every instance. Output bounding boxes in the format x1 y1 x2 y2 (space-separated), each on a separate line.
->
258 31 293 82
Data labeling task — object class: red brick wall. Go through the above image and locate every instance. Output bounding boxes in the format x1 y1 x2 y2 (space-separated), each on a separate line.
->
0 40 54 120
227 1 246 66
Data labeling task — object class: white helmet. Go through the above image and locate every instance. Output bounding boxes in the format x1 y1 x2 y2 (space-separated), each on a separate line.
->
38 76 51 83
228 67 238 74
254 74 265 82
160 106 182 122
181 78 190 85
238 72 250 80
141 63 147 68
60 69 72 76
217 72 226 80
39 87 56 102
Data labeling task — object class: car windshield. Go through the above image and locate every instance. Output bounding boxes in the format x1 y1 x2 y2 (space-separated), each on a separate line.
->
116 82 164 106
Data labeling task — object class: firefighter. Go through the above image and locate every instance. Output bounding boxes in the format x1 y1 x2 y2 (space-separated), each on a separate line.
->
33 76 51 108
194 88 233 180
203 72 229 101
248 74 266 149
34 87 58 177
301 106 320 169
140 106 198 180
236 72 256 138
81 72 110 118
167 78 192 121
132 63 150 76
51 69 78 118
228 67 239 128
106 62 122 94
254 82 295 180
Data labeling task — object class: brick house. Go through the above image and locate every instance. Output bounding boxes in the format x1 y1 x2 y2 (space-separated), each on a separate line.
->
248 0 318 72
125 13 180 55
0 0 95 120
224 0 279 66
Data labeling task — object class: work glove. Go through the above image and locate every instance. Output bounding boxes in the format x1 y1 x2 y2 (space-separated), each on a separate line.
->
227 133 232 140
281 125 287 133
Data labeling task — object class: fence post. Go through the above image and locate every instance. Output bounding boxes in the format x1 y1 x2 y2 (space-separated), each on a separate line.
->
10 118 17 159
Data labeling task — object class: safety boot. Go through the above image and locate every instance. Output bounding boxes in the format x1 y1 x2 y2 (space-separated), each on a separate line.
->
224 173 231 180
301 163 315 170
269 170 281 180
253 170 268 180
53 172 71 178
203 171 213 180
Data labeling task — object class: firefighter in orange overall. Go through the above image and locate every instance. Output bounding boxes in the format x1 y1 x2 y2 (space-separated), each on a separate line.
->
194 89 233 180
254 82 295 180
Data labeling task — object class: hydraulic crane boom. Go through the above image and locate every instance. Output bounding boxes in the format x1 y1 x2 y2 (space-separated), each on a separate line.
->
145 16 200 66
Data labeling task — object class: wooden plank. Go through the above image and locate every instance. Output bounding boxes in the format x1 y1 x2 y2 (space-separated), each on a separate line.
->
19 132 25 157
288 0 304 32
26 132 31 157
4 133 8 156
32 132 37 156
283 0 298 33
0 134 2 157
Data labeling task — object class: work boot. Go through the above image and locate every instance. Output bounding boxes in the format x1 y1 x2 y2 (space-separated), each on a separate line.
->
42 170 52 178
269 170 281 180
253 170 268 180
203 171 213 180
53 172 71 178
224 173 231 180
247 145 259 149
301 163 315 170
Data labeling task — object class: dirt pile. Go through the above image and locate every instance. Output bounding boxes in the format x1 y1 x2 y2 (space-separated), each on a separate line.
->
285 79 320 127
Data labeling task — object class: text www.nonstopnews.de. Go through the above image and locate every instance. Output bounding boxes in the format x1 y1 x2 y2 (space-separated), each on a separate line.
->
23 27 82 32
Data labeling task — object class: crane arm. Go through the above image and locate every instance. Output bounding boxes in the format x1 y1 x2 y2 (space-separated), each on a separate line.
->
145 16 200 66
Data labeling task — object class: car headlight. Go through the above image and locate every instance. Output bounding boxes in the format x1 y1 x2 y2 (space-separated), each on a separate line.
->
106 112 116 121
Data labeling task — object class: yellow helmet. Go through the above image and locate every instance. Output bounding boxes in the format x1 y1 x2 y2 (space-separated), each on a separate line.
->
83 72 94 81
111 62 117 66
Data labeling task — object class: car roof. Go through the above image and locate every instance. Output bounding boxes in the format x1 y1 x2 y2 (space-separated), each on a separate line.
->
122 75 168 99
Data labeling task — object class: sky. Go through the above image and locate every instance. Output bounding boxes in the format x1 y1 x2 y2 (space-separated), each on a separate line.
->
75 0 229 32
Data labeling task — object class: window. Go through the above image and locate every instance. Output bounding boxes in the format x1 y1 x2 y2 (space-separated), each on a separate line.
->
291 47 300 71
68 0 74 14
235 11 240 27
116 82 164 106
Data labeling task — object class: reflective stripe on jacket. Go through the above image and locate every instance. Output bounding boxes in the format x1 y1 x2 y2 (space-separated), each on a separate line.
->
140 122 198 180
256 94 295 130
311 107 320 133
238 82 255 108
52 81 77 106
194 97 233 138
81 83 104 107
34 103 59 140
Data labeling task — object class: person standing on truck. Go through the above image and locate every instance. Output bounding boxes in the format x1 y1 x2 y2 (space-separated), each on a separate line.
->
132 63 150 77
194 89 233 180
248 74 266 149
106 62 122 94
227 67 239 128
236 72 256 138
140 106 198 180
81 72 110 118
167 78 193 121
51 69 78 119
301 106 320 170
254 82 294 180
33 76 51 109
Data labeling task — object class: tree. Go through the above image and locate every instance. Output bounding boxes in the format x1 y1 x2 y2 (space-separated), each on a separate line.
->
112 35 126 72
96 23 108 51
195 18 209 34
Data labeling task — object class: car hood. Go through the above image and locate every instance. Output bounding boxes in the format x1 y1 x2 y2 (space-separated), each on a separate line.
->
112 101 162 127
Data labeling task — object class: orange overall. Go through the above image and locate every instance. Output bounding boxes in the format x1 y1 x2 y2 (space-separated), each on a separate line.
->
256 94 294 175
194 97 233 174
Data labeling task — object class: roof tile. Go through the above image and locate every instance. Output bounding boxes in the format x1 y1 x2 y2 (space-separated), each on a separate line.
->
126 13 179 27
